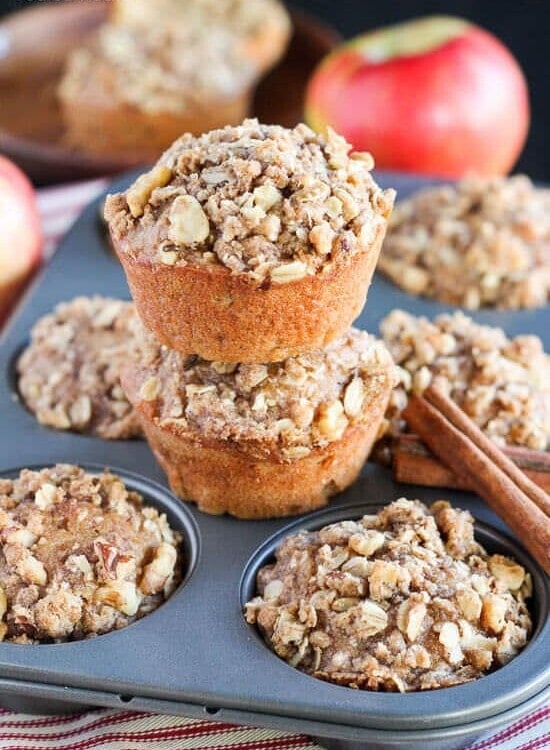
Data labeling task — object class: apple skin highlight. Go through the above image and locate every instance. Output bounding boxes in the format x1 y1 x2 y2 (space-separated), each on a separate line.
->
0 156 42 324
305 16 529 178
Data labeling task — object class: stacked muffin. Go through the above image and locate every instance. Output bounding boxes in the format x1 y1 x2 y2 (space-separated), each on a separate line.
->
105 119 397 518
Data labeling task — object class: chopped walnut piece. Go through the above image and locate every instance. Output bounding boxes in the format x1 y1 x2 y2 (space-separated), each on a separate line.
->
316 400 348 442
168 195 210 246
481 594 509 634
139 542 177 595
0 465 182 643
270 261 308 284
139 376 161 402
34 483 57 510
489 555 525 591
246 498 532 692
126 165 172 218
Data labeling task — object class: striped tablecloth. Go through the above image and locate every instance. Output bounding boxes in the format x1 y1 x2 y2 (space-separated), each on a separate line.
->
0 178 546 750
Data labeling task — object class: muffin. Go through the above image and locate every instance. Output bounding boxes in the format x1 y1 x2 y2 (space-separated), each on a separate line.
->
105 119 395 362
0 465 181 643
17 296 141 440
121 322 397 518
379 176 550 309
380 309 550 451
245 498 533 691
58 0 291 160
110 0 291 72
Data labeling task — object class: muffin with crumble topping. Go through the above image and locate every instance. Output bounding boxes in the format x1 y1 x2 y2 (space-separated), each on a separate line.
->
121 320 398 518
58 0 291 160
105 119 395 363
17 296 141 440
0 464 181 643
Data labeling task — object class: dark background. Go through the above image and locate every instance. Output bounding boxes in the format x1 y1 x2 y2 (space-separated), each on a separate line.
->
1 0 548 179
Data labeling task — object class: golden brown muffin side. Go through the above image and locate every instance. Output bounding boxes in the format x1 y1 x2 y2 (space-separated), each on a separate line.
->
123 371 392 519
115 221 385 362
120 324 396 517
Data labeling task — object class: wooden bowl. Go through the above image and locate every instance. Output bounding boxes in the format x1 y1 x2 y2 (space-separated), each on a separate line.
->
0 2 340 185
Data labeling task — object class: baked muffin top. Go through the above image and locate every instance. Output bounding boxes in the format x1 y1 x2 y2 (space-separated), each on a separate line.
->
17 296 141 440
245 498 532 692
0 465 181 643
60 1 290 114
381 309 550 451
111 0 289 43
124 320 397 459
105 119 395 284
379 175 550 309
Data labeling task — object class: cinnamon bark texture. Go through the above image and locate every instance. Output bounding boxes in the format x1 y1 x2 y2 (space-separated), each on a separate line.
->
393 436 550 494
403 385 550 574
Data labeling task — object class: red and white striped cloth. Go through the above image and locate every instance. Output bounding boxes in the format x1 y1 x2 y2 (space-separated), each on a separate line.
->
0 179 544 750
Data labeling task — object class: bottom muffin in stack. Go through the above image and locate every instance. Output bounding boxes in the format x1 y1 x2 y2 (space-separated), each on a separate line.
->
122 320 397 519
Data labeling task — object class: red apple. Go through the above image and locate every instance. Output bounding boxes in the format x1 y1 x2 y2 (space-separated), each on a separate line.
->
0 156 42 326
305 16 530 177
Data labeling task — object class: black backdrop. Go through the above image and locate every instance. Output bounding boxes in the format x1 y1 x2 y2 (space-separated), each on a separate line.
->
1 0 548 179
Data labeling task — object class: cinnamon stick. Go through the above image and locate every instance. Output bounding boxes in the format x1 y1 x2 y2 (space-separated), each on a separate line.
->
394 435 550 494
425 385 550 518
403 387 550 574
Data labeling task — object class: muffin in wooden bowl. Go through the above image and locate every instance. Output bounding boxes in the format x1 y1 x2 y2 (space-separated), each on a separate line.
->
121 320 397 519
58 0 291 160
105 119 395 363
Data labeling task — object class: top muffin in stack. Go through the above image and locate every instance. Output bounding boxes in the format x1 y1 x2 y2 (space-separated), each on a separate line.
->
105 119 394 363
105 120 397 518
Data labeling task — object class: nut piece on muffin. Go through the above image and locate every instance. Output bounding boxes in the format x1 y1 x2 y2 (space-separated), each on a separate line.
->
0 465 181 643
17 296 141 440
379 175 550 309
58 0 291 160
105 119 395 362
380 309 550 451
121 320 398 518
245 498 533 691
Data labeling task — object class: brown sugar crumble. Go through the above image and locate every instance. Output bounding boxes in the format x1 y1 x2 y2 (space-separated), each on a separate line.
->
104 119 395 284
0 465 181 644
379 176 550 309
245 498 532 692
17 296 142 440
380 310 550 452
126 320 398 460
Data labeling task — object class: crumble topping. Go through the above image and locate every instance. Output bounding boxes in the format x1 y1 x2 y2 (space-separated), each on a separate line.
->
104 119 395 284
60 0 290 114
245 498 532 692
0 465 181 643
379 176 550 309
17 296 141 440
380 310 550 451
112 0 289 40
127 320 397 459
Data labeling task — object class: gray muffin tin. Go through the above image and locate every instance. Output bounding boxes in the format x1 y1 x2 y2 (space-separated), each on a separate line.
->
0 172 548 750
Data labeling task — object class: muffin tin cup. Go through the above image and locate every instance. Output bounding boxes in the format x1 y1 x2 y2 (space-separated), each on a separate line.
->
0 172 547 749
